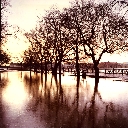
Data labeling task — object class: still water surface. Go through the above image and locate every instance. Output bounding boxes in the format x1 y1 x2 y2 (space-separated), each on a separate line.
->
0 71 128 128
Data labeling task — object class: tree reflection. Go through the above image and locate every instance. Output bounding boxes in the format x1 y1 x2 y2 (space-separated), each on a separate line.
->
24 73 40 101
23 73 128 128
0 73 8 128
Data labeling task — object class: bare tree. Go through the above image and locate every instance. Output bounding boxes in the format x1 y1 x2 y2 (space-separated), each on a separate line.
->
61 0 128 84
42 8 77 76
24 27 48 74
0 0 11 65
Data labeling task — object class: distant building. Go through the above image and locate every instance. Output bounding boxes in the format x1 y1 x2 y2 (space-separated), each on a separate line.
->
10 62 21 67
98 61 122 68
122 62 128 68
63 63 75 69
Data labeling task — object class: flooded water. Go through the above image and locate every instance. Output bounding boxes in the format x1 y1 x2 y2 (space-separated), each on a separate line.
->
0 71 128 128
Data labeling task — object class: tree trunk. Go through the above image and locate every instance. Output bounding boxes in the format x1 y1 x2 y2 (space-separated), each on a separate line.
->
41 60 43 75
44 58 48 82
76 41 80 78
52 60 62 76
52 62 58 76
94 65 99 87
29 56 32 81
59 61 61 83
45 58 47 74
0 73 1 81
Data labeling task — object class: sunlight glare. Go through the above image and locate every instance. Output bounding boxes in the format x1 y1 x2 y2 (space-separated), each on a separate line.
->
2 77 28 109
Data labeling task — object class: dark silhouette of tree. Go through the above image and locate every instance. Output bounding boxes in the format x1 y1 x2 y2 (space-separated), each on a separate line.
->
1 0 11 65
62 0 128 84
24 29 48 74
61 7 89 77
43 8 76 76
0 50 10 65
23 7 80 77
23 0 127 83
23 48 35 69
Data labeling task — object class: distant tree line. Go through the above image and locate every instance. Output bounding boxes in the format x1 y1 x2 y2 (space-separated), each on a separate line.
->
23 0 128 84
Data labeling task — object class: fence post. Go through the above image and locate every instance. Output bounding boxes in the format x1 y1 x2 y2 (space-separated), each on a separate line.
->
113 68 114 74
121 69 123 75
105 69 106 74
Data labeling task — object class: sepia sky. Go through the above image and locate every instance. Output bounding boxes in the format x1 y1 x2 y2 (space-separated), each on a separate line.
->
4 0 128 63
5 0 71 62
7 0 71 31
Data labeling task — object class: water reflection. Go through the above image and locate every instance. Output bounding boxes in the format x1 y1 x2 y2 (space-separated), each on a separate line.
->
23 72 128 128
0 71 128 128
0 72 8 128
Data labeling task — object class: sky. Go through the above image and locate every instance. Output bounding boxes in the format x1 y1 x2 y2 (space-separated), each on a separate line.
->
3 0 128 63
5 0 72 62
7 0 72 31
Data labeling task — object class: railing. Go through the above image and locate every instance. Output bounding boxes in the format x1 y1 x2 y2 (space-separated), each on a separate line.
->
99 68 128 75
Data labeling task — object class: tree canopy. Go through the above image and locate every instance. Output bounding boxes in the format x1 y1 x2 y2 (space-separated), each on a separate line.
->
23 0 128 80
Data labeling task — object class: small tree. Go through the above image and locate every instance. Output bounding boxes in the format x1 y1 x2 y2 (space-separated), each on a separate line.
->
24 28 47 74
0 50 10 65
